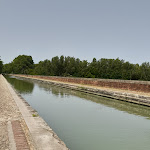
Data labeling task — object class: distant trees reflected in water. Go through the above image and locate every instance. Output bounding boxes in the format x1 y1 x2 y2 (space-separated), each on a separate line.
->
38 83 70 98
5 76 34 94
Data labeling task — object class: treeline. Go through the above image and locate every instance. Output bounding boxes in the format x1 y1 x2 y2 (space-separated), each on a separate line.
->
0 57 3 73
2 55 150 81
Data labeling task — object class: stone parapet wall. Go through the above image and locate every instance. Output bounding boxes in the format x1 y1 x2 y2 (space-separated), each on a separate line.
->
13 75 150 93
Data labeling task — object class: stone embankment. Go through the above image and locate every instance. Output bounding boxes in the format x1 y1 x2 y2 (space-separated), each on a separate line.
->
13 74 150 107
0 74 69 150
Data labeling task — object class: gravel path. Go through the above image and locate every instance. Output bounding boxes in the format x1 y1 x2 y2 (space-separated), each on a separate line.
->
0 74 21 149
0 75 32 150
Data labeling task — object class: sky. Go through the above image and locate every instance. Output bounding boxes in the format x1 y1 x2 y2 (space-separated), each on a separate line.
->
0 0 150 64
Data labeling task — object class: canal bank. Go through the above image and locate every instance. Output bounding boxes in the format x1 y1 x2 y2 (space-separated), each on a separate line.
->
0 74 69 150
12 74 150 107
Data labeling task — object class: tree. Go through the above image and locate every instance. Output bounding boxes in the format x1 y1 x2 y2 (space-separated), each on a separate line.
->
0 57 3 73
3 63 13 74
58 55 65 76
79 60 88 77
65 57 76 76
4 54 150 81
88 58 98 78
12 55 34 74
122 61 132 80
140 62 150 81
34 60 51 75
51 56 59 76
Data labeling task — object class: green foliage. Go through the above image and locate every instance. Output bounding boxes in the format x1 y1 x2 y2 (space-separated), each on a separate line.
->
32 114 38 117
140 62 150 81
5 75 34 94
3 54 150 81
3 55 34 74
34 60 51 75
3 63 13 74
0 57 3 73
13 55 34 74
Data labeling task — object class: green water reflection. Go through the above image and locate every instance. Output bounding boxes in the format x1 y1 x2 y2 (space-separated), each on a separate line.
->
5 75 34 94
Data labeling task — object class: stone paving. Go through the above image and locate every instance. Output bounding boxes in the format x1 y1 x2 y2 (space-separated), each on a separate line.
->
0 74 33 150
0 74 20 149
11 120 29 150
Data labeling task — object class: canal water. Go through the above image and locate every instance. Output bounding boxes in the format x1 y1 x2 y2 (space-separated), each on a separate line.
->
5 75 150 150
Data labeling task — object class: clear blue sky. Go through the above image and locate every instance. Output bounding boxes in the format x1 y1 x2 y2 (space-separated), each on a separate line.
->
0 0 150 64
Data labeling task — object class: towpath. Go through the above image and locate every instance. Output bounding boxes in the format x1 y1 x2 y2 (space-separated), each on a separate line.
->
0 74 69 150
0 74 31 149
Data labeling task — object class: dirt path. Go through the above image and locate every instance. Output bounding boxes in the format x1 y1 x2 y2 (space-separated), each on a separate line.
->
0 74 32 150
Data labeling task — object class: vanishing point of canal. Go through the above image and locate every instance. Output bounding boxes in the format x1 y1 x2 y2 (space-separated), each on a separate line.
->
5 75 150 150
